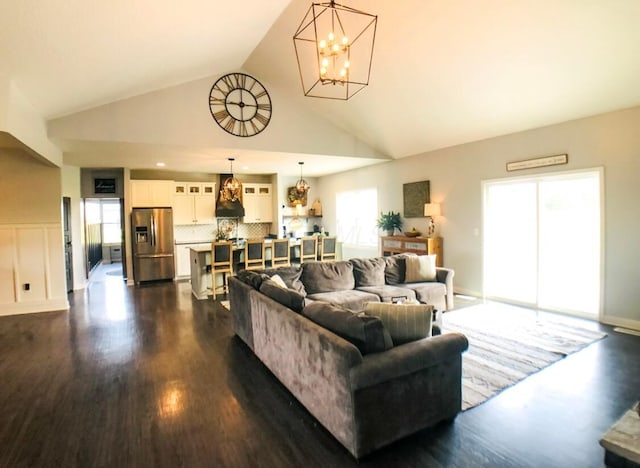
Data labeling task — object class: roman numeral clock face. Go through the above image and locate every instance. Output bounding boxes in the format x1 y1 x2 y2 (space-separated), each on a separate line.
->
208 73 272 137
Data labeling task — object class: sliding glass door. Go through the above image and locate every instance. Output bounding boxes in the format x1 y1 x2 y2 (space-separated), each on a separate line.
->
483 169 602 317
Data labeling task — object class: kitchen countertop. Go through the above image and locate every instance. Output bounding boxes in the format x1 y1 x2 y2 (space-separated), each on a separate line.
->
175 240 213 245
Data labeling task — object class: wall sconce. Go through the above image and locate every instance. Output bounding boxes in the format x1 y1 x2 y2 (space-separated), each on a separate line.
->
424 203 441 237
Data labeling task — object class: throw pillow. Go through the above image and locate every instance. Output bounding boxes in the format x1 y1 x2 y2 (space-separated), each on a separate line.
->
404 254 437 283
350 257 386 287
259 279 306 313
383 253 416 285
261 266 306 296
270 274 287 289
301 302 393 354
364 302 433 345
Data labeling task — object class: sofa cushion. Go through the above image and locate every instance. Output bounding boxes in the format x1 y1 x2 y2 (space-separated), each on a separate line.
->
405 255 437 283
301 261 355 294
261 266 306 295
402 282 447 306
350 257 386 287
306 289 381 312
235 270 267 289
364 302 433 344
302 301 393 354
259 279 306 313
384 254 409 285
356 285 418 303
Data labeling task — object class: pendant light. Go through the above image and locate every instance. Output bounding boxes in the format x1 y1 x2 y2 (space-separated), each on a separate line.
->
295 161 310 195
222 158 241 202
293 1 378 100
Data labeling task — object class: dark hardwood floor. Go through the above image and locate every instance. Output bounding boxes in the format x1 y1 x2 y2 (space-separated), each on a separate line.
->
0 270 639 467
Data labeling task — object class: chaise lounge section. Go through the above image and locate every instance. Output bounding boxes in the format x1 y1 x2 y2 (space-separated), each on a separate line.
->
228 255 468 458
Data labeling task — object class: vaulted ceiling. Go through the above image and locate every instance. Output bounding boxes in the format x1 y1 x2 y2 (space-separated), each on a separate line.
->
2 0 640 177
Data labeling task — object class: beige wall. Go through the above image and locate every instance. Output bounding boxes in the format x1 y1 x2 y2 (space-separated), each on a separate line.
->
0 150 62 223
0 150 67 313
61 165 87 290
316 106 640 329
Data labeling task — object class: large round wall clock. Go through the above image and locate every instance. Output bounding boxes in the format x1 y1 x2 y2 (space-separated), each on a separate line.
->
208 73 272 137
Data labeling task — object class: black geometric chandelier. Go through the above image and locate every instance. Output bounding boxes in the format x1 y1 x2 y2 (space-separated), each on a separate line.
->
293 1 377 100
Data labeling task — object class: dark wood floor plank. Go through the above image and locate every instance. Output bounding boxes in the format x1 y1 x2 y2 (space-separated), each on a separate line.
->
0 274 638 467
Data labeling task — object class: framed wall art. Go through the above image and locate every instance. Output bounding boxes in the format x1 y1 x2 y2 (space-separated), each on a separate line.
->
403 180 430 218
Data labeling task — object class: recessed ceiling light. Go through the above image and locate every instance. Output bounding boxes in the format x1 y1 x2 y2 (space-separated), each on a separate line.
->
156 162 166 167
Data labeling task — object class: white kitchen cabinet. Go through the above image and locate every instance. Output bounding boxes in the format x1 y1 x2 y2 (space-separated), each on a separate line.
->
175 242 211 278
173 182 216 225
242 183 273 223
130 180 173 207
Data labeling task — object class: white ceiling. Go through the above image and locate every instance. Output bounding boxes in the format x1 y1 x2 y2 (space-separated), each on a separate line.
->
3 0 640 177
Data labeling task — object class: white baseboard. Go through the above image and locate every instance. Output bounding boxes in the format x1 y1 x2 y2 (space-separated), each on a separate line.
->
453 287 482 298
600 315 640 332
0 298 69 316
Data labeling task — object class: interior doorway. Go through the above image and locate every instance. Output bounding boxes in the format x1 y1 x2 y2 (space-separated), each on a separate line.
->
63 197 74 293
482 168 602 318
84 198 124 280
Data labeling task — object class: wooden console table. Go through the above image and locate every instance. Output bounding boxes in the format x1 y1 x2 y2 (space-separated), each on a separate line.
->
380 236 443 267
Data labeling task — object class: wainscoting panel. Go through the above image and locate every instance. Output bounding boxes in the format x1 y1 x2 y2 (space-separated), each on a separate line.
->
0 223 69 315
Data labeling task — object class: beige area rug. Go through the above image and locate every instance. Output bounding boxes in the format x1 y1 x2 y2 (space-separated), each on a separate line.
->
443 303 607 410
219 300 606 411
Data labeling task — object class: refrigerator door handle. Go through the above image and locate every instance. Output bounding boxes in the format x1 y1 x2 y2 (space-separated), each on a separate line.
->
151 214 156 246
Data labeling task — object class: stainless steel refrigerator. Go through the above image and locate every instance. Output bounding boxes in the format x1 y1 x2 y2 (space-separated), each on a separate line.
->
131 208 175 282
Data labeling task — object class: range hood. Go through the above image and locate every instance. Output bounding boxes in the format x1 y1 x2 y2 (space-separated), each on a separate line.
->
215 173 245 218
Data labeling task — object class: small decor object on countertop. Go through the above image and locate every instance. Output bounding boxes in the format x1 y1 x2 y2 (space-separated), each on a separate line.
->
404 228 421 237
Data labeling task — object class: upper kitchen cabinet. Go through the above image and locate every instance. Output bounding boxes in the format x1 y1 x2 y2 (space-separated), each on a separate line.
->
173 182 216 225
242 183 273 223
130 180 173 207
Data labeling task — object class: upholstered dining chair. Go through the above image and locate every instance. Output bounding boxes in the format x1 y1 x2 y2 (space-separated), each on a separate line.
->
244 238 266 271
211 241 233 300
300 236 318 263
270 238 291 268
320 236 337 262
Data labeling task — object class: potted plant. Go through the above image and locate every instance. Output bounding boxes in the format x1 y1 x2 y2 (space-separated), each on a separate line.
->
377 211 403 236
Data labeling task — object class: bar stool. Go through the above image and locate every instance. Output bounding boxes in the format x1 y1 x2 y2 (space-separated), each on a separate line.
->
271 238 291 267
300 236 318 264
320 236 337 262
211 241 233 300
244 238 266 270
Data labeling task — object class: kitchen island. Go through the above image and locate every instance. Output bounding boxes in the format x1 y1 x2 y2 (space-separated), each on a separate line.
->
189 239 302 300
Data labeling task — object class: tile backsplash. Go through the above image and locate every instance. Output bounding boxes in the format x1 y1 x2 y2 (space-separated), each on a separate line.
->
174 222 272 242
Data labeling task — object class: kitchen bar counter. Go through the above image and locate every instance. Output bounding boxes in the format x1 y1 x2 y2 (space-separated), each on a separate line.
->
189 239 302 300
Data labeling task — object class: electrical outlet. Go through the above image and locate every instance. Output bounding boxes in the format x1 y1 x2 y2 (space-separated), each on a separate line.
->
23 283 30 291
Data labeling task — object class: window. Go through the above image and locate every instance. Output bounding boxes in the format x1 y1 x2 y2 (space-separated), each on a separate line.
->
101 200 122 244
483 169 602 317
336 188 378 247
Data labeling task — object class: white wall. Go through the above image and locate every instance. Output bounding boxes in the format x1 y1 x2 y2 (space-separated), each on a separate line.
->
0 76 62 166
61 165 87 290
316 106 640 329
48 72 385 160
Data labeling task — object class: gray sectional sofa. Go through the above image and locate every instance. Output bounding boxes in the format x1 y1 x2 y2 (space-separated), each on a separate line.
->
228 255 468 458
